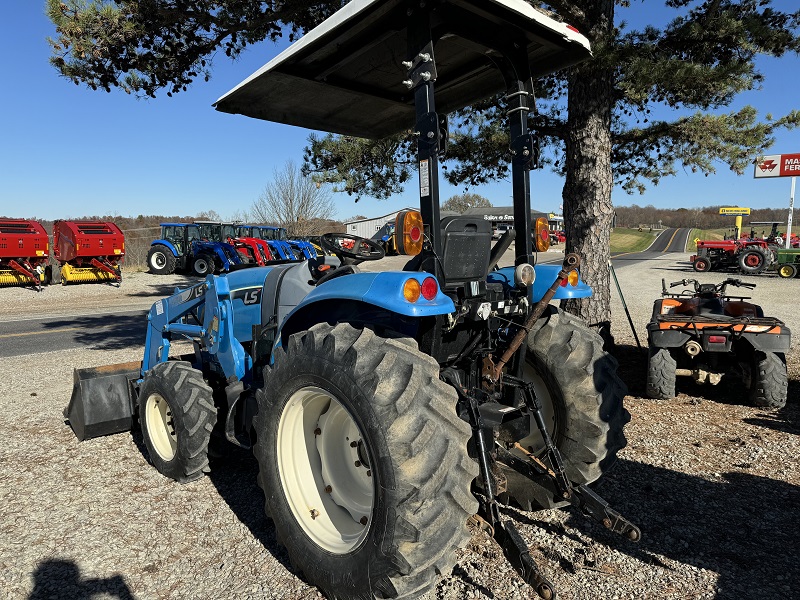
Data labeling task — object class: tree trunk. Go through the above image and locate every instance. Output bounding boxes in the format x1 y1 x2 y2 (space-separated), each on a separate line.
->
561 1 616 346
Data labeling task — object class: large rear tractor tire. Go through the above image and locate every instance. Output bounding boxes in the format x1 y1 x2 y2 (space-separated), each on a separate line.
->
646 347 677 400
738 248 768 275
253 323 477 599
496 307 630 511
138 361 216 482
748 351 788 409
147 244 177 275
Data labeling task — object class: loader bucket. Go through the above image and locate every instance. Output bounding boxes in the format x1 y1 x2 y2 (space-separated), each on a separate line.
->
64 362 141 441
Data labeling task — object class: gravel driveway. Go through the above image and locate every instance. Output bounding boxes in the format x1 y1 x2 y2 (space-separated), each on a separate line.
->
0 253 796 600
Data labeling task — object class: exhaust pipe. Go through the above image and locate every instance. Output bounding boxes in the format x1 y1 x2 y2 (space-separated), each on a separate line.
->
64 362 141 441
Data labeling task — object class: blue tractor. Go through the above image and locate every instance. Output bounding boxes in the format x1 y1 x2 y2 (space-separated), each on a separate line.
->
258 225 318 260
147 222 242 276
66 2 637 599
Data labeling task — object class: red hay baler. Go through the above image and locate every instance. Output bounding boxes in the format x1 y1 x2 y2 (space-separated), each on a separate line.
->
0 219 49 290
53 220 124 285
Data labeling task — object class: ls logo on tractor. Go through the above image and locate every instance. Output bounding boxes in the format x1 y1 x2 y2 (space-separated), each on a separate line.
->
180 283 207 304
232 287 262 305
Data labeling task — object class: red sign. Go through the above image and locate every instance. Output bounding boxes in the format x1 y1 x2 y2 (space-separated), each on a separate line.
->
754 153 800 178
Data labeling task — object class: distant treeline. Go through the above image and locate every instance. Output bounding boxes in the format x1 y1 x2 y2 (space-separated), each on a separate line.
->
614 205 791 232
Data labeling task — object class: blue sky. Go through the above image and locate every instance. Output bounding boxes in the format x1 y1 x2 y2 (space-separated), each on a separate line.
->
0 2 798 222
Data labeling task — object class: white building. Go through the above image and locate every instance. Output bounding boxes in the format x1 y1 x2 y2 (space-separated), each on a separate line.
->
344 208 415 239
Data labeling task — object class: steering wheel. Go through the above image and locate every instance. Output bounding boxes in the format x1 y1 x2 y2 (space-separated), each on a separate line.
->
319 233 385 263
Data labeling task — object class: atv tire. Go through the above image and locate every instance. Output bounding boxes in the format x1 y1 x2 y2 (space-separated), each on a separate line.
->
738 248 768 275
692 256 711 272
138 361 216 482
646 347 677 400
192 253 216 277
748 351 788 409
253 323 477 600
148 244 177 275
496 306 629 511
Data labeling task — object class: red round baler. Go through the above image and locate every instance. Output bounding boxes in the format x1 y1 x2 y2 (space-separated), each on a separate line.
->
0 219 49 289
53 220 124 285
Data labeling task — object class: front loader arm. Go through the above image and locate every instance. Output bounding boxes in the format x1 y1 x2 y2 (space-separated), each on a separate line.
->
143 276 250 382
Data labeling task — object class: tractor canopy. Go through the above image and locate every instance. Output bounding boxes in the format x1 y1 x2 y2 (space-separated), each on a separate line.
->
214 0 591 138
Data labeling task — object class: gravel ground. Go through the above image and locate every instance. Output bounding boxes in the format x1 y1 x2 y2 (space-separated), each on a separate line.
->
0 252 797 600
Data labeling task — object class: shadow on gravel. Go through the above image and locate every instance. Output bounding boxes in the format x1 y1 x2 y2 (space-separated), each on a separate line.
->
560 459 798 599
206 448 295 573
125 279 197 298
28 559 135 599
743 392 800 436
41 314 147 351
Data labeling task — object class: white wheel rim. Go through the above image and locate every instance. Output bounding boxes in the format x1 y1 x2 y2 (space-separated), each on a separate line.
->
196 258 209 273
145 393 177 461
277 386 374 553
514 362 558 457
152 252 166 269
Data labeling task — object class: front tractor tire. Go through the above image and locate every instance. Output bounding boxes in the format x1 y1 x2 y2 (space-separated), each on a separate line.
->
138 361 216 483
692 256 711 272
192 253 216 277
253 323 478 600
777 263 798 279
497 307 630 511
646 347 677 400
147 244 177 275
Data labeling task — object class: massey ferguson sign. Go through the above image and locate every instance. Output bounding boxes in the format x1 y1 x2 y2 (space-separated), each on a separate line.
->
754 153 800 178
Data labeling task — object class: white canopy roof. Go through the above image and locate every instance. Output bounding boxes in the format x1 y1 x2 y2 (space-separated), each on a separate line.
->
214 0 591 139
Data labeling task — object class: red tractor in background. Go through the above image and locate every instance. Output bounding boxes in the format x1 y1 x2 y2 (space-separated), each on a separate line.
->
691 238 771 275
53 220 124 285
0 218 49 290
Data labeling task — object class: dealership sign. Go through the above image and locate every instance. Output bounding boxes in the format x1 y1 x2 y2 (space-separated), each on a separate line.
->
754 153 800 178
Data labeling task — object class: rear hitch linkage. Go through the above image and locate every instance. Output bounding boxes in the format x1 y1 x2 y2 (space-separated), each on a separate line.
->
443 252 640 598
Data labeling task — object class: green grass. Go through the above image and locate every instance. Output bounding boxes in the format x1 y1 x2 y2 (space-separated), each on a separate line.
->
609 228 657 253
686 228 729 252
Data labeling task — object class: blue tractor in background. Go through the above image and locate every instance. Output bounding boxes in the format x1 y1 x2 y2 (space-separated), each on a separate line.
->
66 2 638 599
147 223 242 276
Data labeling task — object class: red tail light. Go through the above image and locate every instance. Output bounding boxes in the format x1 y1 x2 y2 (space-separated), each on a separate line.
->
420 277 438 300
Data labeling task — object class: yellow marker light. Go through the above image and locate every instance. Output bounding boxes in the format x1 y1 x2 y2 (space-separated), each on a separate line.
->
403 278 421 303
396 210 424 256
568 269 579 286
534 217 550 252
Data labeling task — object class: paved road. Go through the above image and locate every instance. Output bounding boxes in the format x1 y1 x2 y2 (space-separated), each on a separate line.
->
1 229 693 358
610 227 692 267
0 309 147 359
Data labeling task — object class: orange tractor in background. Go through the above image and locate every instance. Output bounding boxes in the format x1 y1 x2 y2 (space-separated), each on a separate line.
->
0 218 50 290
53 220 125 285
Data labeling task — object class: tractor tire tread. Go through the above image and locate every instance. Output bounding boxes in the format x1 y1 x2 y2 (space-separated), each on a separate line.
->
253 323 477 599
139 361 215 483
497 306 629 511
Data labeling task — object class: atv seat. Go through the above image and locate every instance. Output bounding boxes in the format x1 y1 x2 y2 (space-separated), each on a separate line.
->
723 301 763 318
673 298 724 316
